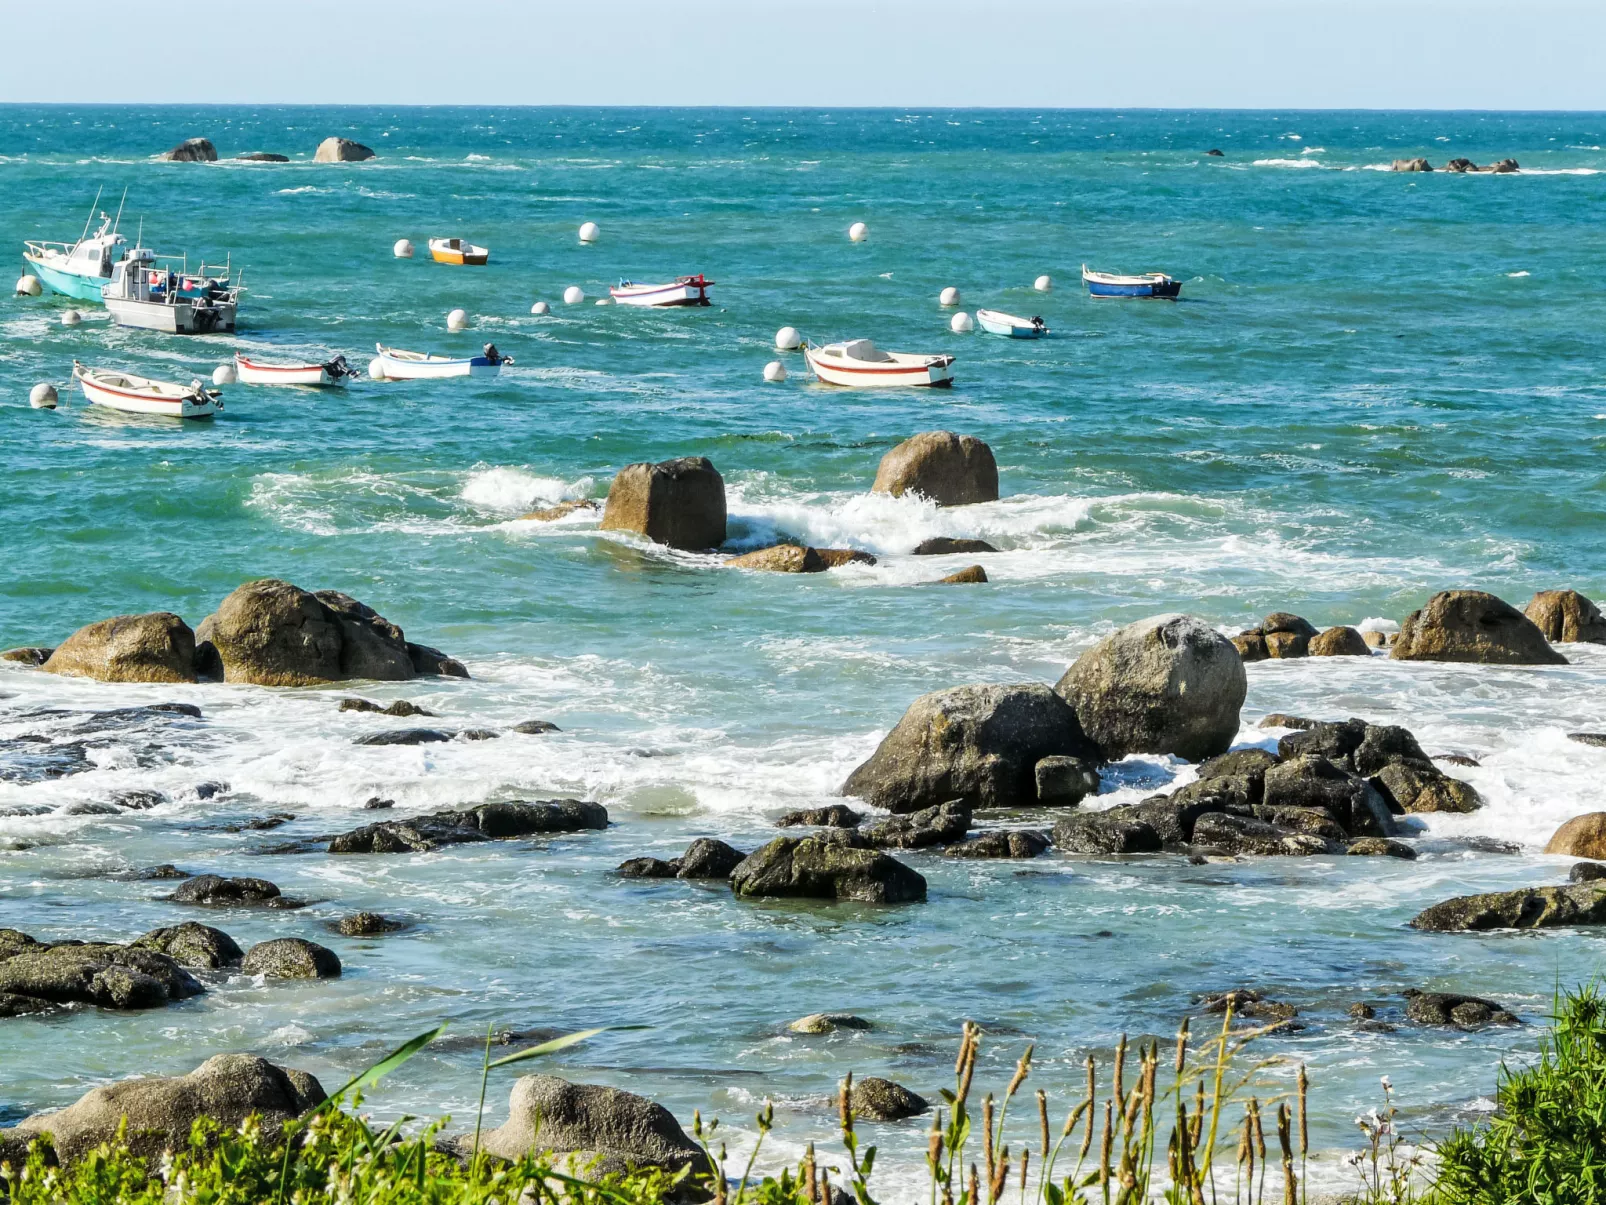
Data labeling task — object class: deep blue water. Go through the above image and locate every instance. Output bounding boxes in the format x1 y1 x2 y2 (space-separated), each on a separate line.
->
4 106 1606 1194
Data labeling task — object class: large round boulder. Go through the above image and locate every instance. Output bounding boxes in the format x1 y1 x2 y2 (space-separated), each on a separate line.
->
313 590 416 680
41 613 197 684
1524 590 1606 644
599 457 727 551
730 833 926 903
1054 615 1246 762
201 580 343 685
5 1054 323 1163
1310 626 1371 657
160 137 217 162
1391 591 1565 665
871 431 998 507
477 1074 711 1179
313 136 375 162
242 938 341 979
1545 813 1606 860
842 684 1096 813
132 923 243 970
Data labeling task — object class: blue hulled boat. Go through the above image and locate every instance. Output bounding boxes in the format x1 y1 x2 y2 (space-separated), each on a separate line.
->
22 190 129 302
1081 264 1182 300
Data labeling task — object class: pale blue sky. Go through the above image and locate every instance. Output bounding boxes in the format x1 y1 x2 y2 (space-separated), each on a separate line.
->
4 0 1602 109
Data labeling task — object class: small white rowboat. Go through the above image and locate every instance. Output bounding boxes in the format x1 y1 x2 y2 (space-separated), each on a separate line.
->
804 339 954 388
975 309 1048 339
235 353 358 386
72 361 222 418
374 342 512 380
608 274 713 307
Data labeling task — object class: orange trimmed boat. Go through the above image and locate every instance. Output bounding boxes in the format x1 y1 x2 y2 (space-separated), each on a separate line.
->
428 237 489 266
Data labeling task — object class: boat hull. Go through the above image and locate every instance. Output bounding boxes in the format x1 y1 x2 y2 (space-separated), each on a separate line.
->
376 354 501 380
975 310 1046 338
74 372 219 418
235 357 344 386
103 296 237 334
804 346 954 388
1082 275 1182 300
23 255 112 302
609 282 711 307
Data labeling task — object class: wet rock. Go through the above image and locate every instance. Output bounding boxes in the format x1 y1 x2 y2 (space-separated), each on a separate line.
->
478 1075 711 1179
520 499 599 522
1347 837 1417 859
1362 631 1391 650
599 456 727 551
1411 883 1606 931
1253 805 1349 842
1263 755 1396 837
236 151 289 162
132 922 244 969
1264 631 1308 659
5 1053 323 1163
1263 613 1318 639
335 911 404 936
1402 989 1519 1027
138 864 190 880
1259 714 1318 730
1207 149 1224 156
170 874 294 908
815 548 877 568
41 612 198 684
1435 753 1480 767
191 781 227 800
340 698 434 717
1349 1002 1377 1019
938 565 988 584
1055 614 1246 762
457 728 499 741
109 789 166 810
328 800 608 853
1310 626 1371 657
1190 812 1339 856
1371 761 1481 814
850 1076 928 1121
1052 810 1162 855
406 642 469 678
314 136 375 162
1197 748 1277 796
1350 724 1430 775
0 647 52 666
242 938 341 979
730 833 927 904
1034 755 1100 806
1570 733 1606 749
355 727 452 745
1489 159 1520 173
789 1012 872 1034
1571 862 1606 883
1232 631 1268 662
778 805 863 828
513 719 561 735
861 801 972 849
0 936 202 1011
315 590 416 680
913 537 999 555
943 830 1051 859
160 137 218 162
617 857 679 878
1444 158 1478 173
1277 719 1367 766
1524 589 1606 644
363 796 395 809
62 801 120 816
1392 590 1566 665
843 683 1096 814
726 544 826 573
1545 813 1606 859
1136 779 1248 842
1391 158 1432 171
676 838 747 879
871 431 998 507
1198 988 1298 1022
1460 836 1522 855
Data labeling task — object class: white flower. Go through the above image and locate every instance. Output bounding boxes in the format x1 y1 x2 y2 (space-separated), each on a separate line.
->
1380 1075 1393 1091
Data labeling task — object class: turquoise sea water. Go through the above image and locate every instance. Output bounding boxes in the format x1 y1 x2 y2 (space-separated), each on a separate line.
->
5 106 1606 1191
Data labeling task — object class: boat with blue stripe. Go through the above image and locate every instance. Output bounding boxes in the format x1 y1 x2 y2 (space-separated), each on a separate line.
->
21 189 129 302
1081 264 1182 299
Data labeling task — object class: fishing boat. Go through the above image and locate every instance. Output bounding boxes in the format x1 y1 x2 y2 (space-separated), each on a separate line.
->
374 342 511 379
608 274 713 307
428 237 489 266
234 353 359 386
21 189 130 302
1081 265 1181 299
975 309 1048 338
101 245 242 334
803 339 954 388
71 361 222 418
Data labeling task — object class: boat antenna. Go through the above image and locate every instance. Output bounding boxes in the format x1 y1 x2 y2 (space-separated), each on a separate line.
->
111 187 128 236
77 187 104 245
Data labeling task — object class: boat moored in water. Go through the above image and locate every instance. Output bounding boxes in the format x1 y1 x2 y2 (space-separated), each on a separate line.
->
609 274 714 307
804 339 954 387
428 237 489 266
100 246 242 333
72 361 222 418
374 342 511 379
1081 264 1181 299
975 309 1048 338
234 353 359 386
22 192 130 302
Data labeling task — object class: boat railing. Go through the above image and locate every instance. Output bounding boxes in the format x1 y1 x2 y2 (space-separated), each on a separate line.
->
23 239 78 257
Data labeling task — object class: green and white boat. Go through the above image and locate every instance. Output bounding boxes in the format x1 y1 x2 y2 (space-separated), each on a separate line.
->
21 189 129 302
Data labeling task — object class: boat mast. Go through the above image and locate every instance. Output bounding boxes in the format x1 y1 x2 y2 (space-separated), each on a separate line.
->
111 187 128 236
77 187 104 246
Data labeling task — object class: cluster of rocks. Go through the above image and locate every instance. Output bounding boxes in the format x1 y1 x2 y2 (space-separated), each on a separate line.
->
159 136 374 163
4 578 465 687
1233 613 1375 661
1390 157 1519 173
327 800 608 854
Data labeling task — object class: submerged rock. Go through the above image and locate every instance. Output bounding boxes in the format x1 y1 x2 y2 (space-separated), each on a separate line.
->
938 565 988 584
354 727 452 745
236 151 289 162
1347 837 1417 859
520 499 599 522
132 922 243 969
335 911 405 936
1190 812 1339 857
815 548 877 568
1197 988 1298 1022
339 698 434 717
1411 883 1606 931
871 431 998 507
777 805 863 829
731 833 926 903
42 612 198 684
676 838 747 879
1 647 53 666
942 830 1051 859
1524 589 1606 644
726 544 825 573
513 719 562 735
1055 614 1246 762
617 857 678 879
1403 989 1519 1027
169 874 292 908
242 938 341 979
0 932 203 1011
913 537 998 555
860 801 972 849
850 1076 929 1121
329 800 608 853
599 456 727 551
789 1012 872 1034
1392 590 1565 665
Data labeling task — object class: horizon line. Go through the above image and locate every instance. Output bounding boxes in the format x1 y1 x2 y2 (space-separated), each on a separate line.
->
3 102 1606 116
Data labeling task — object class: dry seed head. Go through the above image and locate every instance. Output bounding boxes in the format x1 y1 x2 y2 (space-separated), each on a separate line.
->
982 1095 996 1179
1251 1097 1266 1159
1175 1016 1190 1075
967 1163 980 1205
839 1073 854 1133
1297 1064 1309 1157
1113 1034 1127 1105
1099 1100 1114 1184
1007 1045 1033 1100
989 1146 1009 1203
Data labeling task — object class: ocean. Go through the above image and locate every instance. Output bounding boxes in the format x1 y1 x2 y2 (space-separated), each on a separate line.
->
4 105 1606 1193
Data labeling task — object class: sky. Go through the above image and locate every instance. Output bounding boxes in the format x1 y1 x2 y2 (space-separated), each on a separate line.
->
2 0 1603 110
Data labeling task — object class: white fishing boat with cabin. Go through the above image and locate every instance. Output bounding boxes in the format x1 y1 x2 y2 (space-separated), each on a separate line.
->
101 244 242 334
234 353 359 386
608 274 713 307
975 309 1048 338
21 189 130 302
803 339 954 388
72 361 222 418
374 342 511 379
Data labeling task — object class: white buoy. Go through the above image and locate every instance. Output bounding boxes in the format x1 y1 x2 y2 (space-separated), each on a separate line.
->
446 308 468 332
15 275 41 297
763 361 787 383
530 301 550 315
1034 274 1053 292
29 383 57 409
368 358 388 380
578 221 600 244
595 297 612 306
950 311 974 333
775 326 802 351
563 286 585 305
848 222 868 243
61 309 82 326
393 239 414 259
940 286 961 306
212 363 236 386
